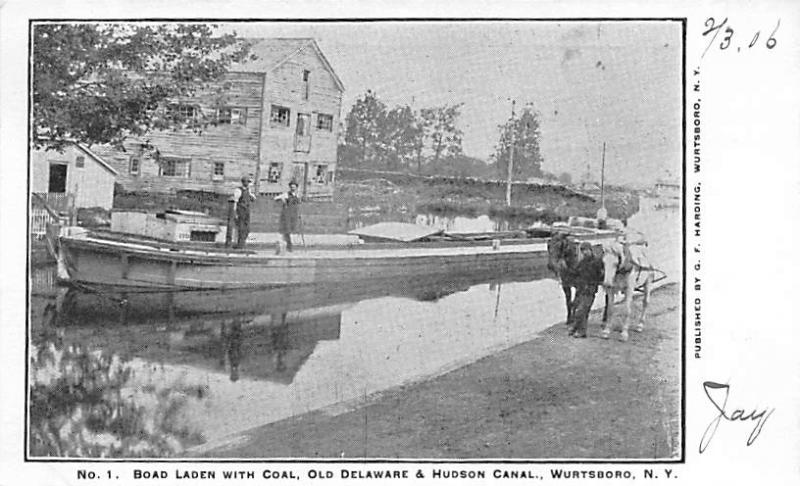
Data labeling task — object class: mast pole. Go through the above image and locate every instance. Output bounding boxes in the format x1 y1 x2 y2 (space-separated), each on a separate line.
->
505 100 516 207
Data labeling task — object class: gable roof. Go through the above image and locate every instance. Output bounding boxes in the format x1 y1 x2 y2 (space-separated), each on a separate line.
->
75 143 119 176
34 140 119 176
232 38 345 92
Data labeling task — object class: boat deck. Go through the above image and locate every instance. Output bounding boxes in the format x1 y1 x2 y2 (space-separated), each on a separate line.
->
53 227 621 290
68 229 624 260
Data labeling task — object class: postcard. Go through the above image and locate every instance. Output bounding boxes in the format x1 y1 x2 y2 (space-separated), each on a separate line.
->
1 1 798 484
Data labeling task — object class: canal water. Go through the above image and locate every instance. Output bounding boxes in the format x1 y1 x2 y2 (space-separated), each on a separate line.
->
28 197 680 456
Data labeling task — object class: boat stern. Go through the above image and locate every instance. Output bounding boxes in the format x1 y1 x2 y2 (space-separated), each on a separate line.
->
46 225 87 283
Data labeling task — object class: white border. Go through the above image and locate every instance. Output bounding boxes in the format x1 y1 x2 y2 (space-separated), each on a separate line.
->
2 1 799 485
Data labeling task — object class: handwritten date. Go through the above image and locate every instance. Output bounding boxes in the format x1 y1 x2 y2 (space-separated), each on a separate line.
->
702 17 780 58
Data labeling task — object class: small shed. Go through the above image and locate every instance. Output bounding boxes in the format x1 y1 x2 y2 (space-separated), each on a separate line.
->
31 143 118 211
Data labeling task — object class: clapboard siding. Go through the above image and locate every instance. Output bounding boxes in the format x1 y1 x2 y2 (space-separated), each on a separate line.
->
102 40 342 198
103 72 264 194
259 45 340 197
30 144 117 209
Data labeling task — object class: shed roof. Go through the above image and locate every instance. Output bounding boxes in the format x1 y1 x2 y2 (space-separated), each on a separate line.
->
231 38 345 92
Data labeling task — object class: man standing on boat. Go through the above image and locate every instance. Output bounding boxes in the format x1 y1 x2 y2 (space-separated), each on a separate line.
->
233 175 256 249
274 180 301 252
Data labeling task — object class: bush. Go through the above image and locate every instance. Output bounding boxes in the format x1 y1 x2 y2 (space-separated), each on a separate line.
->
488 204 561 225
417 201 481 217
29 340 203 458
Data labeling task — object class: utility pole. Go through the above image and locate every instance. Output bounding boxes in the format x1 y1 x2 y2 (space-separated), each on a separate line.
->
600 141 606 208
505 100 516 207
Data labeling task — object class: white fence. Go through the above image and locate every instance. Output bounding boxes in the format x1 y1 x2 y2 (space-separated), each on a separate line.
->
31 207 55 239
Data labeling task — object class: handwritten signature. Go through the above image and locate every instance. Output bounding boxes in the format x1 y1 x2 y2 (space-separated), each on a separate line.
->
699 381 775 453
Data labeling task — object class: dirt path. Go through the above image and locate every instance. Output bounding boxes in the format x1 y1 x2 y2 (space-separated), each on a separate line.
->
203 284 681 459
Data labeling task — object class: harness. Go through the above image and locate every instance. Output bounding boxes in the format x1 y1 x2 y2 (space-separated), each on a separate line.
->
612 241 661 290
617 244 634 275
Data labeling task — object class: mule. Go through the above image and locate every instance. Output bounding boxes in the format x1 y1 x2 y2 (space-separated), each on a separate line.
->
546 232 580 326
600 240 654 342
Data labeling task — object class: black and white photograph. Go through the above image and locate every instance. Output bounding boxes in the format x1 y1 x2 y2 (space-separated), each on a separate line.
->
25 18 683 460
1 1 799 485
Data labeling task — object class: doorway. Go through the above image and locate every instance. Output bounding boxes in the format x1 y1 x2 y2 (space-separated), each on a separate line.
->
291 162 307 196
48 163 68 193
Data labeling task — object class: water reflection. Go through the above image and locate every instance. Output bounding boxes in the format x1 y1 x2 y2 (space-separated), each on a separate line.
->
348 211 527 234
414 213 514 233
31 263 562 453
29 198 681 456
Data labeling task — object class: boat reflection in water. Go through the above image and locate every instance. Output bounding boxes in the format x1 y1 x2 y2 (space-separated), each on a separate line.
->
33 262 568 455
42 263 548 380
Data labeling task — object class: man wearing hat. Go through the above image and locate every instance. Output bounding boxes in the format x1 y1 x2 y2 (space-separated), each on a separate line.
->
274 180 301 252
233 175 256 248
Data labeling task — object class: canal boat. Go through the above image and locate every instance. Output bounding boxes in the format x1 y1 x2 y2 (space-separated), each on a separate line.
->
46 222 620 291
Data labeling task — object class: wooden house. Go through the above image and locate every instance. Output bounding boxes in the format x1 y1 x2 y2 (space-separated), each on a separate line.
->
95 38 344 200
30 143 118 211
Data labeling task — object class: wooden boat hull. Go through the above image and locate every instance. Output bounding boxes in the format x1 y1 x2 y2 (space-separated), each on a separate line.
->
52 227 617 291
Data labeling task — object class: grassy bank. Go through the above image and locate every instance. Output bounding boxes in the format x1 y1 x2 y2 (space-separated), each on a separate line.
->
336 169 639 224
110 170 639 233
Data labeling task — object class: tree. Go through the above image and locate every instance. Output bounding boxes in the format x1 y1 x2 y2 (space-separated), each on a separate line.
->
378 105 422 170
340 96 464 173
420 103 464 170
493 104 544 180
558 171 573 184
342 90 387 167
32 23 253 150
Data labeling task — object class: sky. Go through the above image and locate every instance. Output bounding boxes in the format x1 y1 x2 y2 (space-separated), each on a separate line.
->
225 21 682 186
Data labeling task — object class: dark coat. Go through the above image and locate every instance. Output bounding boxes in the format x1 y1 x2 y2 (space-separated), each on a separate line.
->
574 243 604 289
279 193 301 233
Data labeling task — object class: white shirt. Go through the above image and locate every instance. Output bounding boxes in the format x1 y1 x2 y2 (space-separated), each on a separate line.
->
233 186 255 204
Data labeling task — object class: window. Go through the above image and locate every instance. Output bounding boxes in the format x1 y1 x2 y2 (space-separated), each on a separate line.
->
312 164 328 184
212 162 225 180
267 162 283 183
160 157 191 178
190 230 217 242
217 107 247 125
129 156 141 175
270 105 290 127
167 104 199 121
316 114 333 131
75 155 85 168
302 70 310 100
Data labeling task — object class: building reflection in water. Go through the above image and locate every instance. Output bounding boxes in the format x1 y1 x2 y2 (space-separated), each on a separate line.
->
31 261 569 450
28 199 680 455
35 263 548 385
